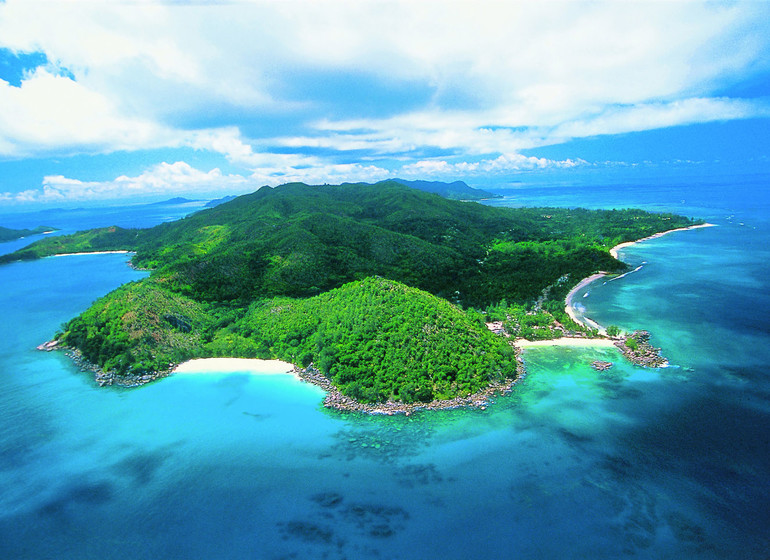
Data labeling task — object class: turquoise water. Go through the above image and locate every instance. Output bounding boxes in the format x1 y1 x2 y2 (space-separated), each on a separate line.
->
1 179 769 558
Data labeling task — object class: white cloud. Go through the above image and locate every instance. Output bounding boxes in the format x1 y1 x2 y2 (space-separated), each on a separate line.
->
400 153 586 179
553 97 770 140
0 157 396 204
0 0 768 190
1 162 250 203
0 68 177 157
250 164 390 187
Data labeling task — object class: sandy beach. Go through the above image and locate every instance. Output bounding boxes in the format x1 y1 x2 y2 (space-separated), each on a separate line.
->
564 272 607 331
564 223 717 331
52 250 133 257
609 223 715 259
173 358 297 377
516 337 616 348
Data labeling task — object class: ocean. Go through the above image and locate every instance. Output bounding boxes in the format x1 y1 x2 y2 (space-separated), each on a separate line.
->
0 177 768 559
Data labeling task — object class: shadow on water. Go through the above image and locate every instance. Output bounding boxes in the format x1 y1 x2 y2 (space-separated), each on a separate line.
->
111 446 176 487
273 489 411 560
38 479 115 519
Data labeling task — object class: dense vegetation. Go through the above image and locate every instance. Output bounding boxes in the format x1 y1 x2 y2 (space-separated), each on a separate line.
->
1 181 696 307
212 277 516 402
392 178 499 200
62 280 211 375
8 180 700 403
0 225 57 242
0 226 139 261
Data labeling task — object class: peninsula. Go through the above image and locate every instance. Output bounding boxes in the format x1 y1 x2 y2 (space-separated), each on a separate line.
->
7 180 701 411
0 225 58 242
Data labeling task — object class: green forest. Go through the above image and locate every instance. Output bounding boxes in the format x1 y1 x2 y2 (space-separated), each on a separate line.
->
3 180 699 404
0 225 57 242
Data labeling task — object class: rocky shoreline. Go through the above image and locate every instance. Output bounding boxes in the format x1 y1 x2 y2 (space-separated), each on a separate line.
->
37 338 528 414
591 360 613 371
295 348 527 415
38 328 665 414
613 330 668 368
37 339 172 388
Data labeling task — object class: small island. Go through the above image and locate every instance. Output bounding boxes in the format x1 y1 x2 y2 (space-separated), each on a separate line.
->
0 225 58 242
10 180 703 412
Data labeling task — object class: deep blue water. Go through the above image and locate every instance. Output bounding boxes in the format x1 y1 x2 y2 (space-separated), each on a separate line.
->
1 177 769 558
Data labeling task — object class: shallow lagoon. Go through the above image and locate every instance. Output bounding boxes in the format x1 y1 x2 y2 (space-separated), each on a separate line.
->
1 180 769 558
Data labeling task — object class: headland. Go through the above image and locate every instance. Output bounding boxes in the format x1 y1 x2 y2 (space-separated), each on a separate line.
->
21 181 705 414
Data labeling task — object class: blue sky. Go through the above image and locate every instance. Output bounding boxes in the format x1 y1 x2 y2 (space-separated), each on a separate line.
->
0 0 769 205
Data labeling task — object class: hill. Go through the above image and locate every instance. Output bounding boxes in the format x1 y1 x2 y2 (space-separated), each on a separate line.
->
6 180 700 405
61 277 517 403
2 180 693 307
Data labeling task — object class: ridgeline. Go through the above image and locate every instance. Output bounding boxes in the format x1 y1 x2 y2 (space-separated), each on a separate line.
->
6 180 699 407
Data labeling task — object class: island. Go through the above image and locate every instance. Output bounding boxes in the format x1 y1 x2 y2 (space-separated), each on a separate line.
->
0 225 58 242
5 179 703 412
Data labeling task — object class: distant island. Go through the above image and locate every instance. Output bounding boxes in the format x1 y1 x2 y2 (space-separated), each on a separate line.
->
0 225 58 243
392 178 500 201
148 197 203 206
204 195 237 208
5 180 702 411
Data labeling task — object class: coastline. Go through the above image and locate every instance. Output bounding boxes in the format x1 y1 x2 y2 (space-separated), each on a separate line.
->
564 273 607 332
41 340 526 415
51 250 133 257
296 360 526 415
565 222 716 332
173 358 298 378
609 222 715 259
40 222 704 413
516 337 615 348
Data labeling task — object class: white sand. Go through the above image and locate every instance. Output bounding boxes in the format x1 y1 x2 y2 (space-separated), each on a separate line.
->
516 338 616 348
564 223 717 331
52 250 133 257
609 223 716 259
564 272 607 332
173 358 297 377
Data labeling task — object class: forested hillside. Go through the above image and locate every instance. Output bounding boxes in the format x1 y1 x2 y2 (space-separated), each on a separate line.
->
8 180 699 404
214 277 516 403
2 180 695 306
62 277 517 403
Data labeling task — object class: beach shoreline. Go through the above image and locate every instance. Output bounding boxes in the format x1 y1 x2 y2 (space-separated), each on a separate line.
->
173 357 298 378
43 340 525 414
564 222 716 332
564 273 608 332
51 250 133 257
609 222 715 259
516 337 616 348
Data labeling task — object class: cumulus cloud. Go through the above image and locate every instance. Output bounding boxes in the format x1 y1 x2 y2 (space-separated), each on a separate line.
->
0 68 177 157
553 97 770 139
0 157 397 204
400 153 586 179
1 162 250 203
0 0 768 195
249 162 391 187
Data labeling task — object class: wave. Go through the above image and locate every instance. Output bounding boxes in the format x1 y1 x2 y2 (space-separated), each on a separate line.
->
608 264 644 282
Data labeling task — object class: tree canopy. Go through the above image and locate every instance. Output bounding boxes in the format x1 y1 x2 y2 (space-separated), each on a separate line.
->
10 180 700 404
